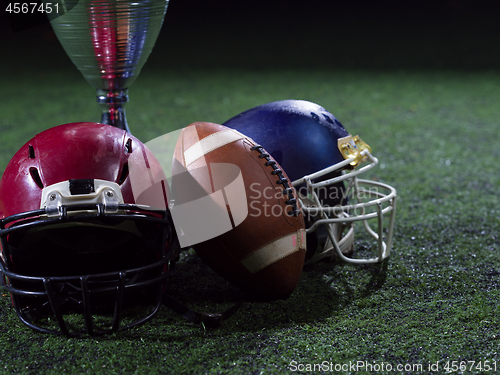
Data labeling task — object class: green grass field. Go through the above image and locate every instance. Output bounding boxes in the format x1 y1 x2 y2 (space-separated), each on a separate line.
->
1 16 499 374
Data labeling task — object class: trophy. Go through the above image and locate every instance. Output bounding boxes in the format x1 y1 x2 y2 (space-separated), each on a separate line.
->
50 0 169 132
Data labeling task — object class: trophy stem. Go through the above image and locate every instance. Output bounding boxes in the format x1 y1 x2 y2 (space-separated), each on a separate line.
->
97 89 131 133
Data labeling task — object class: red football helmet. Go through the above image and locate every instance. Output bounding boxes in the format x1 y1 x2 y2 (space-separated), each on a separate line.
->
0 123 176 337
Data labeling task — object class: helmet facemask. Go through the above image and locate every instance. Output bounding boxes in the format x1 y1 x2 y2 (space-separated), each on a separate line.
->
0 200 174 337
294 136 397 265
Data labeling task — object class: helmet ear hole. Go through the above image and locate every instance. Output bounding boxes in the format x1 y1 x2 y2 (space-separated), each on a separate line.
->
29 167 43 189
117 163 129 185
125 138 133 153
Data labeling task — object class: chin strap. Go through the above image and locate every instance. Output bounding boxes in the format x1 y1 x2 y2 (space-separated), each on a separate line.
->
161 292 243 328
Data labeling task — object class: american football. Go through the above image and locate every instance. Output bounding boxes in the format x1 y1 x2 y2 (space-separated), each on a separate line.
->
170 122 306 299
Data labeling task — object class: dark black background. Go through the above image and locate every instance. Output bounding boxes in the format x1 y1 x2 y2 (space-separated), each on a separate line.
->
162 0 500 70
2 0 481 32
164 0 499 24
2 0 500 70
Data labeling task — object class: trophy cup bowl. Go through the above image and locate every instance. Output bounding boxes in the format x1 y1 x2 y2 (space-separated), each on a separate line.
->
50 0 169 132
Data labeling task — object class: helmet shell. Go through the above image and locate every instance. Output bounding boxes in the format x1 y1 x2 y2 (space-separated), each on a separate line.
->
0 122 163 219
223 100 349 183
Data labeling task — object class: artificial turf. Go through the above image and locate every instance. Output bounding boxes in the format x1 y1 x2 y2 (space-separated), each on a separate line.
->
1 13 499 375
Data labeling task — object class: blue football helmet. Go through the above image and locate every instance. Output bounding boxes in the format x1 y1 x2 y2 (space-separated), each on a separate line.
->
223 100 397 264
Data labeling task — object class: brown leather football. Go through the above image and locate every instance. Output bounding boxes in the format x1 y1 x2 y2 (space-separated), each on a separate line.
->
170 122 306 299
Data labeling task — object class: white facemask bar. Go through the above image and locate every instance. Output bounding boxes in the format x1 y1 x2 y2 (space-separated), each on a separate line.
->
293 150 397 264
